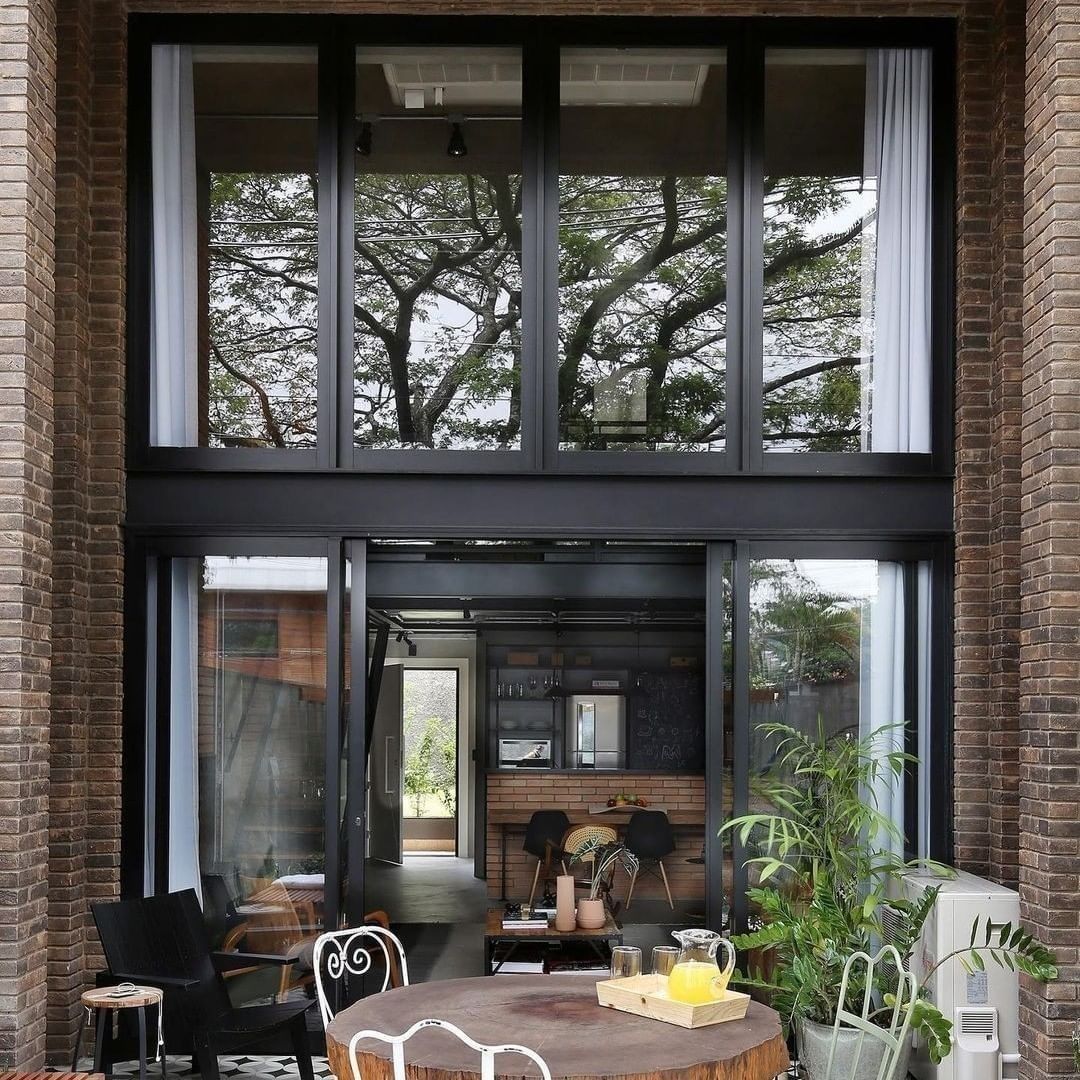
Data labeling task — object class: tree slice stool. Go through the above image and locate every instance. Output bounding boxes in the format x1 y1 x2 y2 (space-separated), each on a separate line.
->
75 986 165 1080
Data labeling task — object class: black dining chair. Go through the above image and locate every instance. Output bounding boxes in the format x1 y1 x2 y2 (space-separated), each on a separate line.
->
523 809 571 906
92 888 315 1080
623 809 677 910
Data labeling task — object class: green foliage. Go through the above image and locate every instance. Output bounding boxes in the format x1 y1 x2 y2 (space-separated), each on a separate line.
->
726 720 1056 1069
402 713 456 818
722 719 915 890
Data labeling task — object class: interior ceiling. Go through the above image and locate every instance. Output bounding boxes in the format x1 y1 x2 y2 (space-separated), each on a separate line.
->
190 55 864 179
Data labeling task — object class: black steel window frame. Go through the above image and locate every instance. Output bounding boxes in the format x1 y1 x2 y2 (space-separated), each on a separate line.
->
123 534 953 931
126 14 955 477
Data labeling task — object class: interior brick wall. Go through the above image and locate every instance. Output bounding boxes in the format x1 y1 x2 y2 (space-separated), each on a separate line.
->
0 0 1062 1071
486 772 706 903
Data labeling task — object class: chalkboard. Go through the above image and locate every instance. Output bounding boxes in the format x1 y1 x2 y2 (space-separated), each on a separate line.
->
627 672 705 771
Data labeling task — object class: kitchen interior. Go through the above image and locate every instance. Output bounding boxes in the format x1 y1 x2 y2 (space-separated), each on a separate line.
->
363 540 724 980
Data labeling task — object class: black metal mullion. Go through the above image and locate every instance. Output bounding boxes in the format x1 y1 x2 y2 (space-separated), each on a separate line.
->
324 540 346 936
902 561 919 861
154 557 174 896
731 540 751 933
121 538 151 898
538 35 560 470
337 41 357 469
928 541 954 864
742 36 765 474
345 540 369 930
705 543 728 931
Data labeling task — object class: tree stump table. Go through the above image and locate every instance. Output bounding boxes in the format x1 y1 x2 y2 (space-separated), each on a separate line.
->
326 975 789 1080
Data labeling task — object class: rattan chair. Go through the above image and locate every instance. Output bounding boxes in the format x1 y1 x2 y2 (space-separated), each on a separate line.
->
561 825 618 887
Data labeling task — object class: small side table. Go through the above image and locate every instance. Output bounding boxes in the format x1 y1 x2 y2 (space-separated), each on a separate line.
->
75 986 165 1080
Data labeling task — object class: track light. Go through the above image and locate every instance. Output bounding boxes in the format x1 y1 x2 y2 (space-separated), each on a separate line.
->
446 120 467 158
356 120 373 157
463 606 472 620
407 637 418 657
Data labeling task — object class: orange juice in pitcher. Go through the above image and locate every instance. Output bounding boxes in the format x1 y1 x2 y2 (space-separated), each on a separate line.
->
667 930 735 1004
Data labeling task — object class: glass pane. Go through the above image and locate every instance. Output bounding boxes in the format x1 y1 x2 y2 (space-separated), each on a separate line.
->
150 46 319 448
353 48 523 450
193 556 330 970
559 48 728 452
747 559 908 861
762 49 931 453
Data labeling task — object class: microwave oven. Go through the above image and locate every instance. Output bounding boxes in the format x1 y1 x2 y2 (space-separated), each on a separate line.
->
498 738 553 769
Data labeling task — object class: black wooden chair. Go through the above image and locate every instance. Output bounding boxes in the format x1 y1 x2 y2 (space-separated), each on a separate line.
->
623 809 677 910
523 810 571 906
92 889 315 1080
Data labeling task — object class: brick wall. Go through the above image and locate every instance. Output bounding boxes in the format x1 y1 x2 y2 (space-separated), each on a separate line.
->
1020 2 1080 1077
486 772 706 902
1 0 1062 1072
0 0 56 1067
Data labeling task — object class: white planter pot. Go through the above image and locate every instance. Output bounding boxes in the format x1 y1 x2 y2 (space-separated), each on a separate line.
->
797 1017 913 1080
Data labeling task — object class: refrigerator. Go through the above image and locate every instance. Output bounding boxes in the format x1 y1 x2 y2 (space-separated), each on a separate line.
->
566 695 626 769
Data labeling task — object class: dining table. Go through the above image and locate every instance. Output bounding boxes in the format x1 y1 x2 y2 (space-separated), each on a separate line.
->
325 974 790 1080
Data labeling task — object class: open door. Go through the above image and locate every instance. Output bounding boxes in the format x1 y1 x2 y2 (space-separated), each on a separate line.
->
368 662 404 865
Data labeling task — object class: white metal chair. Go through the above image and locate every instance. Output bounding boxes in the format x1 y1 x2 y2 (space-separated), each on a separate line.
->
825 945 917 1080
347 1018 552 1080
312 926 410 1028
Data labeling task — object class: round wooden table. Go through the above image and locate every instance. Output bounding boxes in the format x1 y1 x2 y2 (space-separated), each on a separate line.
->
326 976 789 1080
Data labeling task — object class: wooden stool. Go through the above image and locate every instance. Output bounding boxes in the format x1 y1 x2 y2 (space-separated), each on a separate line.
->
75 986 165 1080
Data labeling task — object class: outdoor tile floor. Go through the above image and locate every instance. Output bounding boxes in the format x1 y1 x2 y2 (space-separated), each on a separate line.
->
73 1056 335 1080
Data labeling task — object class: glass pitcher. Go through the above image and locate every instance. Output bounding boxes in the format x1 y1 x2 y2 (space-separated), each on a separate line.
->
667 929 736 1004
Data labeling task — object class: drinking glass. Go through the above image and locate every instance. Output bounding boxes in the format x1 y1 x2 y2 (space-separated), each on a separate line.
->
610 946 642 980
651 945 679 979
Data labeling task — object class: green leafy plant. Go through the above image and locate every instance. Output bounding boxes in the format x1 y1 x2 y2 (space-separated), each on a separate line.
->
569 837 640 901
726 720 1057 1070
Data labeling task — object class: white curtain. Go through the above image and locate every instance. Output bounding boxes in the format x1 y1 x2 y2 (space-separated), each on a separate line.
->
860 565 906 862
859 48 933 858
862 48 933 454
150 44 198 446
169 559 202 899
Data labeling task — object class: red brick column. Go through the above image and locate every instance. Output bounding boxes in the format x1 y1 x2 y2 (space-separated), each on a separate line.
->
1021 1 1080 1075
0 0 57 1068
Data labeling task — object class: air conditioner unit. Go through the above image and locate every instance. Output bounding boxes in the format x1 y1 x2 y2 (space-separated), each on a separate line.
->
893 870 1020 1080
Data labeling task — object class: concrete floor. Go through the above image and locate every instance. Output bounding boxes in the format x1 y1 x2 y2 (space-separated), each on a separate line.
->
364 855 705 982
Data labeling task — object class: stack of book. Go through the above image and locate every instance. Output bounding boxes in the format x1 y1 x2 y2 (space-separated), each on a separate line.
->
501 914 550 930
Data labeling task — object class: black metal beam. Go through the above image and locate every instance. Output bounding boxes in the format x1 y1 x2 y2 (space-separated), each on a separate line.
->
127 472 954 538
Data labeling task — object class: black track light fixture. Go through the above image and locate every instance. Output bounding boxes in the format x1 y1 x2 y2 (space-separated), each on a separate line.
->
446 119 467 158
356 120 373 157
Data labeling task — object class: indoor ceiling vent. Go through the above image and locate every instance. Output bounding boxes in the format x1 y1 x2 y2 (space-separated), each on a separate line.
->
560 49 723 107
369 49 523 109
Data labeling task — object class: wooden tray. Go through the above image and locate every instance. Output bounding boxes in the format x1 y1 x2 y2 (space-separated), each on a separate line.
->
596 974 751 1029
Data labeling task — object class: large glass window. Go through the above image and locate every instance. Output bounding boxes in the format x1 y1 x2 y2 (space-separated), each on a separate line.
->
558 49 728 452
150 47 319 448
165 556 330 978
352 48 523 450
142 33 942 466
762 49 931 454
747 558 930 858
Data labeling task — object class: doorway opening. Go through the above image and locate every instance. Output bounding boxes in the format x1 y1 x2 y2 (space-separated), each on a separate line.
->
402 668 458 857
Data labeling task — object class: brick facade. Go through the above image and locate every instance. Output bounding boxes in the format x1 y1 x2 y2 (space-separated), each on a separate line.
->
0 0 1074 1074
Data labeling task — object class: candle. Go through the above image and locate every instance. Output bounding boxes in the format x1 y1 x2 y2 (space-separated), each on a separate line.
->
555 874 576 932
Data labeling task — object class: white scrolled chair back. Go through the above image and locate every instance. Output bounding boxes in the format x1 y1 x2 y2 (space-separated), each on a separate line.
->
826 944 917 1080
313 926 410 1028
347 1017 552 1080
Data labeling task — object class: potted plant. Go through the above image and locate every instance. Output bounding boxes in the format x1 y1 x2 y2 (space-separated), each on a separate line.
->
723 721 1056 1080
